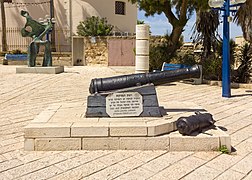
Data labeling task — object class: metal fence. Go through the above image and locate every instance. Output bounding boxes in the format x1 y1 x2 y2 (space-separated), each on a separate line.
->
0 27 71 52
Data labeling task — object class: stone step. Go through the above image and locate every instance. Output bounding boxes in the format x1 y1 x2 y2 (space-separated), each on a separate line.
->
24 126 230 151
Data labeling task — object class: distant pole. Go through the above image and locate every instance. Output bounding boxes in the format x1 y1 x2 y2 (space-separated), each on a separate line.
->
50 0 56 51
0 0 7 51
69 0 73 47
222 0 231 98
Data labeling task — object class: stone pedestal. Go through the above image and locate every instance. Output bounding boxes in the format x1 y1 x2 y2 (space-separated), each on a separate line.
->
24 101 231 151
86 84 163 117
16 66 64 74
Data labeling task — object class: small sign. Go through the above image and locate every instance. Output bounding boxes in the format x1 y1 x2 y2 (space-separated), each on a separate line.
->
106 92 143 117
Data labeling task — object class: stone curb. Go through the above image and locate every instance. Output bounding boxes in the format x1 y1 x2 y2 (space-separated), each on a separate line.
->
203 80 252 89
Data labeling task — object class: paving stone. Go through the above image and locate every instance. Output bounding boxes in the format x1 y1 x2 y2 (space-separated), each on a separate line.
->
115 167 155 180
243 172 252 180
2 153 67 179
54 151 111 172
118 156 145 171
84 163 129 180
18 165 63 180
0 66 252 179
141 151 193 173
182 165 223 180
50 160 107 180
193 151 220 161
215 169 246 180
206 154 244 172
0 158 23 173
98 151 139 166
155 156 207 179
230 153 252 174
133 151 167 163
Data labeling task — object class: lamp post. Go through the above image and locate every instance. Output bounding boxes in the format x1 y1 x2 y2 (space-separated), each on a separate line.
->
208 0 246 98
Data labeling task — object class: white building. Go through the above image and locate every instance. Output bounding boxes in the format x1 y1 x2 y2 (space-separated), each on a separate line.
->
0 0 137 51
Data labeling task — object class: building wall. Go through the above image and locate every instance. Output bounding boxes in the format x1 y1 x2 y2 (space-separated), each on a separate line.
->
235 36 246 47
74 0 137 35
1 0 137 34
0 0 137 51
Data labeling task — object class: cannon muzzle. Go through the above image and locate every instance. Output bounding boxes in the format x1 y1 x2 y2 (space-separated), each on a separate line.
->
89 64 201 94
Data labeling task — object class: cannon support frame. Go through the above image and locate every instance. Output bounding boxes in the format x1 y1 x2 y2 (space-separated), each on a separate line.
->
86 65 201 118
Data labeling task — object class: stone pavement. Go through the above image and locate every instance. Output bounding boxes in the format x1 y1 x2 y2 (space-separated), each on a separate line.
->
0 65 251 180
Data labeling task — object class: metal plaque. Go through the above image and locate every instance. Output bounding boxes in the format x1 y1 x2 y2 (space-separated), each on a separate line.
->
106 92 143 117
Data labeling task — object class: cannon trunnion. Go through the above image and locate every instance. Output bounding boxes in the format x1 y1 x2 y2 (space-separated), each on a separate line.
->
86 65 201 118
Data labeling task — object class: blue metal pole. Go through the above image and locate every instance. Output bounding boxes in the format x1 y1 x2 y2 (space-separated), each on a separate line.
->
222 0 231 98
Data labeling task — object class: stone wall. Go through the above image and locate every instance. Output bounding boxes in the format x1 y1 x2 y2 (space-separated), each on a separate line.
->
84 36 136 66
84 37 108 66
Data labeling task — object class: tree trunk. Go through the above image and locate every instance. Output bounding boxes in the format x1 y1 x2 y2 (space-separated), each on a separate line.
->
168 25 184 55
0 0 7 52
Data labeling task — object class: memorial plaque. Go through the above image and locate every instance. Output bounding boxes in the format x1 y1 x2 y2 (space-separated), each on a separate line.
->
106 92 143 117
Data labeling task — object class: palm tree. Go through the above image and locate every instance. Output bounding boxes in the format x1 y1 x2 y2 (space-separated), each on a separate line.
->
234 0 252 42
0 0 7 52
192 9 220 59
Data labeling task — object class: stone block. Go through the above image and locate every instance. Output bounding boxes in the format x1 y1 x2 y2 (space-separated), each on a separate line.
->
35 138 81 151
71 122 109 137
147 120 175 136
170 131 219 151
144 136 170 150
119 137 146 150
82 137 120 150
119 136 169 150
219 135 231 153
16 66 64 74
109 122 147 137
213 127 231 152
24 139 35 151
24 123 72 138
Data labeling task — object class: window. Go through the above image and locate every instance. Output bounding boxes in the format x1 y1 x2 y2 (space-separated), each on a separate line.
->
115 1 125 15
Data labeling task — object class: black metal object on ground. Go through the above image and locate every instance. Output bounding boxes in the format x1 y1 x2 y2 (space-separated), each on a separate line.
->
176 112 216 135
89 65 201 94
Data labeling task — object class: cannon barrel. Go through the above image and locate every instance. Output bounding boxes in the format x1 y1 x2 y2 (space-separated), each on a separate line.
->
89 64 201 94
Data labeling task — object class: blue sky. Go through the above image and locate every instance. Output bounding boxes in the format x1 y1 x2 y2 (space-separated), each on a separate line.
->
138 10 243 42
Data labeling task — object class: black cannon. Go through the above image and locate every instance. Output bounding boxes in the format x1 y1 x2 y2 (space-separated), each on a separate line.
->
89 65 201 94
176 112 216 135
86 65 201 117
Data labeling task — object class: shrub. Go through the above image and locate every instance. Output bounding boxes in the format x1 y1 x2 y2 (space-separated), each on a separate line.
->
11 49 27 54
149 43 174 71
202 55 222 80
77 16 114 36
149 35 182 71
232 43 252 83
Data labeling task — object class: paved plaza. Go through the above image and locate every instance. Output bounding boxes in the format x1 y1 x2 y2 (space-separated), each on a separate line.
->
0 65 251 179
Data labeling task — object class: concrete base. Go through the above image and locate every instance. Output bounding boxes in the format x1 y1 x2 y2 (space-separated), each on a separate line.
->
24 101 231 152
16 66 64 74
